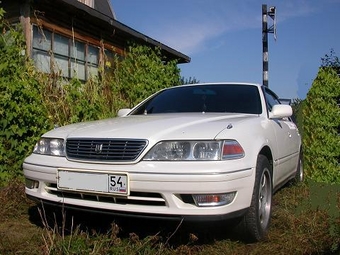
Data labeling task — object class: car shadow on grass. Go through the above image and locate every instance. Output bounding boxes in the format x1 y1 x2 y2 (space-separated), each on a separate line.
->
27 203 242 247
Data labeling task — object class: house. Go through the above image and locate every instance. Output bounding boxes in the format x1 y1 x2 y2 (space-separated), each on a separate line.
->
2 0 190 81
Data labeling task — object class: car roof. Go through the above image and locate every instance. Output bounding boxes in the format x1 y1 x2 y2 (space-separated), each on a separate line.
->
164 82 262 91
180 82 261 86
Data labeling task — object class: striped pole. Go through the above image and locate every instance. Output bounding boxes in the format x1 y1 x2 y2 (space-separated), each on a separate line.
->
262 4 269 87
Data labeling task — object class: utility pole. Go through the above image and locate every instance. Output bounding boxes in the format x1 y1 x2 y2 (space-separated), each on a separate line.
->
262 4 276 87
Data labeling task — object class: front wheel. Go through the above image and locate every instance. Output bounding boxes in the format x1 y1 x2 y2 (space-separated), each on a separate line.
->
236 155 273 242
294 151 304 183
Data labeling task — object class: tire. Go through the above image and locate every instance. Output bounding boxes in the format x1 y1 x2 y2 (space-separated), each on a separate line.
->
236 155 273 242
294 151 304 183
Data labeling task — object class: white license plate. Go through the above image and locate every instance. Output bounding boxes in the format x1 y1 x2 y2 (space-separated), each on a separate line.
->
57 169 129 196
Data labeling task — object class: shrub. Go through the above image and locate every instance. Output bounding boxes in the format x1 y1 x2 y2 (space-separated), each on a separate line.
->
302 68 340 184
291 98 304 132
0 11 52 185
112 44 181 108
39 44 181 126
38 75 117 126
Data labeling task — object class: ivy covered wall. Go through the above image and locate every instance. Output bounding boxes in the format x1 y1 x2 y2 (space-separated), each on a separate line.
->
0 9 181 185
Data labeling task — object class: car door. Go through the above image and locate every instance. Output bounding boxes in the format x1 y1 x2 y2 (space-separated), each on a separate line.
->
264 88 300 185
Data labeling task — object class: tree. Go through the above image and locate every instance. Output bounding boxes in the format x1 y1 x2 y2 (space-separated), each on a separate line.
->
180 77 200 85
321 48 340 75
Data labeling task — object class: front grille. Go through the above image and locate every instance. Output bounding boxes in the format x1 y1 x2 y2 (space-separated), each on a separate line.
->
66 138 148 161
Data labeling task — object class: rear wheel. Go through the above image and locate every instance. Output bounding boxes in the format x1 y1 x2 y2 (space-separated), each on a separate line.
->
236 155 272 242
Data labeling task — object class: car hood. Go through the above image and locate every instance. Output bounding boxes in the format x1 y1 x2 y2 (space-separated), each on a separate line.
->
45 113 260 142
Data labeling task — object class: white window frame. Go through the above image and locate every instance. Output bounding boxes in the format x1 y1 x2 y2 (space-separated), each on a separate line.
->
32 25 99 81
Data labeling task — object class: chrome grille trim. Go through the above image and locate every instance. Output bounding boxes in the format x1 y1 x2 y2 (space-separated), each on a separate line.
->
66 138 148 161
45 184 166 206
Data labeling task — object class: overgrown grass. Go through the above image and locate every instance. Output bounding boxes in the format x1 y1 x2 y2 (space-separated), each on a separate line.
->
0 179 339 254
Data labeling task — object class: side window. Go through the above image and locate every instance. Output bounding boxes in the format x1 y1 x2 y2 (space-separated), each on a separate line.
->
263 88 280 112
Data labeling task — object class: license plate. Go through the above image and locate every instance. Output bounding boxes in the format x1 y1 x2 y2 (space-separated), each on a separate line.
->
57 169 129 196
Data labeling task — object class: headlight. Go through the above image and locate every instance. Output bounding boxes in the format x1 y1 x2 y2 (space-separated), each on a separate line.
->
144 141 191 160
143 140 244 161
33 138 65 156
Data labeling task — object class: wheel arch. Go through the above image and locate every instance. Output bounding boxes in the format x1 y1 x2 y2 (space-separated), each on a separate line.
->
259 146 273 175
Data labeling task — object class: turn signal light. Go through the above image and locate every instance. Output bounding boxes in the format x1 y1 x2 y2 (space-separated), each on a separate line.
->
222 140 244 159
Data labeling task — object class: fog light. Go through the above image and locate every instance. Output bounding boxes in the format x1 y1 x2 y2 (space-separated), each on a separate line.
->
192 192 236 207
25 178 39 189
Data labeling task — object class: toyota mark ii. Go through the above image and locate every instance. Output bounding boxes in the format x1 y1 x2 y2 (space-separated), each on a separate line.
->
23 82 303 241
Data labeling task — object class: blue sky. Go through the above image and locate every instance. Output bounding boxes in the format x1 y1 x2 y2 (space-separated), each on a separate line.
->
110 0 340 99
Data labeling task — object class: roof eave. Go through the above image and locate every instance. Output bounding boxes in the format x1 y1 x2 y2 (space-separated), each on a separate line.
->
59 0 190 63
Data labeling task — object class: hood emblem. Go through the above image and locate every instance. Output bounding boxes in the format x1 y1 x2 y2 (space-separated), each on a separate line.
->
95 144 103 154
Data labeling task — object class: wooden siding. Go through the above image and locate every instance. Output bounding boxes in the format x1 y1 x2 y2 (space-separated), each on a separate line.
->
3 0 190 65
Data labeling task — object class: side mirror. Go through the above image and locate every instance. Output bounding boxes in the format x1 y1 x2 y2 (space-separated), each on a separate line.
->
269 104 292 119
117 108 131 117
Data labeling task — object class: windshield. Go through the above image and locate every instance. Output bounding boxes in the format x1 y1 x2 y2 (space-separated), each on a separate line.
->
131 84 262 115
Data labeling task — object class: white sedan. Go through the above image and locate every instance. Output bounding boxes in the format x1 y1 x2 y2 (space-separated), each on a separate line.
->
23 82 302 241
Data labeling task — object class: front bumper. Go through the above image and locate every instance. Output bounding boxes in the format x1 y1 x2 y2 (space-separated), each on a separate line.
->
23 154 255 220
